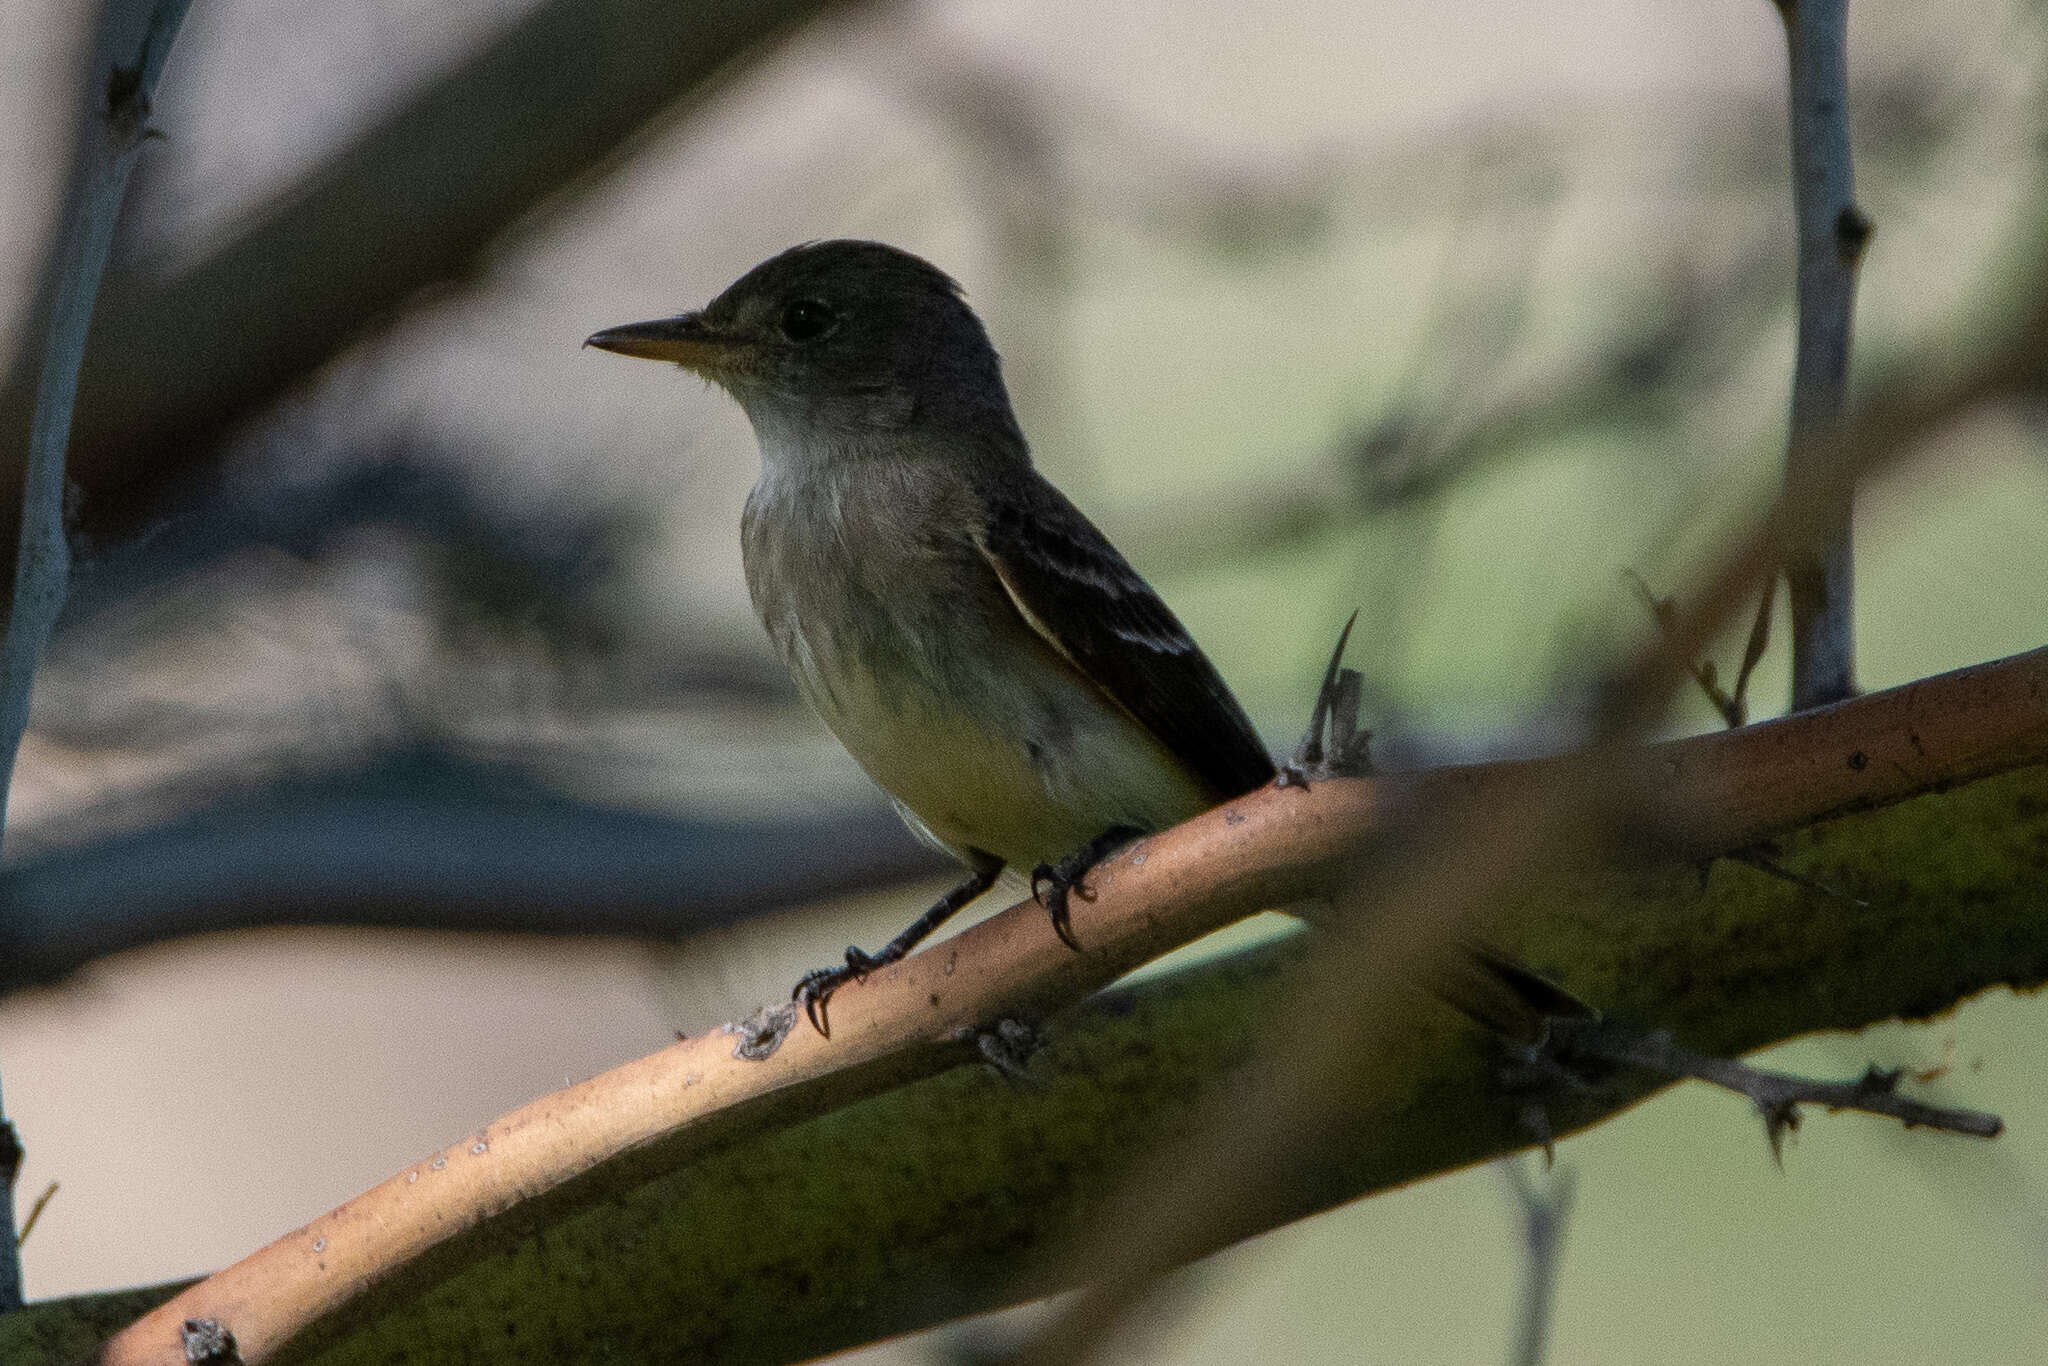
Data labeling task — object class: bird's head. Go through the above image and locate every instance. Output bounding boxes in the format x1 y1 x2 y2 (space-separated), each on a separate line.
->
587 240 1025 452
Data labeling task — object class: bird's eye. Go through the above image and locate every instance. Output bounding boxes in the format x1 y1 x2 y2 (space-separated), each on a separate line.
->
780 298 835 341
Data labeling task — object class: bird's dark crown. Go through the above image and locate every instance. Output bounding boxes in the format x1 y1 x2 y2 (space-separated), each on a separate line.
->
700 240 1024 447
708 239 969 325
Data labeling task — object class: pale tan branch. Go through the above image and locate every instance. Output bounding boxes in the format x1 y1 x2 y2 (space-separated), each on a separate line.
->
78 642 2048 1365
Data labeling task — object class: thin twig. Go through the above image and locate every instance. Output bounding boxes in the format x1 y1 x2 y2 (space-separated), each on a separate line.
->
15 1183 57 1249
1777 0 1868 709
1722 840 1868 906
1624 567 1776 730
1729 572 1776 722
1558 1023 2003 1157
0 0 858 564
1 0 193 839
0 0 195 1314
1501 1158 1575 1366
0 1096 19 1308
1623 570 1744 728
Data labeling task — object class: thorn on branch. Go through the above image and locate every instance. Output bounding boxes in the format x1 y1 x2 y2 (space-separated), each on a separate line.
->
1517 1102 1557 1168
1835 203 1874 264
103 0 190 142
1760 1096 1800 1166
1721 840 1869 906
1281 611 1372 786
104 61 148 138
1527 1020 2002 1158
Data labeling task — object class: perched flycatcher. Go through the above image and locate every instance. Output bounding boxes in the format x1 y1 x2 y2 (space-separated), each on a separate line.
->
589 240 1581 1037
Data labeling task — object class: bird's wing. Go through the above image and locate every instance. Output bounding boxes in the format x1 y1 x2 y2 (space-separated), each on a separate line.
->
972 475 1276 799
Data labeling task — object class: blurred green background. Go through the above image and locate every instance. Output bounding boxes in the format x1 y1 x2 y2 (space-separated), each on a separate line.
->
1 0 2044 1360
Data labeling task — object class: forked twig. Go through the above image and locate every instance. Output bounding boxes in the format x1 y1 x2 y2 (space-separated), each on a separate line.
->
1625 569 1774 730
1541 1020 2002 1161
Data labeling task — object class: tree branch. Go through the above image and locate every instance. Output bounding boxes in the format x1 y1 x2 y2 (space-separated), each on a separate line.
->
1554 1023 2002 1153
14 751 2047 1363
1502 1158 1574 1366
55 643 2048 1365
0 0 862 572
0 747 942 998
992 203 2048 1354
1778 0 1868 709
0 0 194 1314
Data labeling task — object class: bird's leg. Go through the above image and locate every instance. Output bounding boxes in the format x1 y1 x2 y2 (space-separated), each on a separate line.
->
793 859 1001 1036
1031 824 1145 951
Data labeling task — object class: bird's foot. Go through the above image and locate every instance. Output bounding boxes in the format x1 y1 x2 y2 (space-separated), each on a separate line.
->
1031 824 1145 950
792 945 885 1037
790 862 1003 1038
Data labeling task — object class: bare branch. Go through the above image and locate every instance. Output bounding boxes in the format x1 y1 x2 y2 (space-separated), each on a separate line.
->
1625 570 1745 728
1625 568 1778 730
993 176 2048 1358
0 749 942 998
0 0 862 570
0 0 194 1314
76 642 2048 1365
1501 1158 1575 1366
1552 1022 2002 1156
1 0 192 838
1778 0 1869 709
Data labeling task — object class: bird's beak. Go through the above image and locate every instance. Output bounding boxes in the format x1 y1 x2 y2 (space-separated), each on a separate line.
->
584 311 739 372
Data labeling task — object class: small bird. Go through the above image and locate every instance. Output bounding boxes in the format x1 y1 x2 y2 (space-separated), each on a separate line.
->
589 240 1581 1037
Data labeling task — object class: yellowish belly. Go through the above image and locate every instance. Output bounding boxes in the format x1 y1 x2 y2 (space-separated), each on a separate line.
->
786 624 1213 870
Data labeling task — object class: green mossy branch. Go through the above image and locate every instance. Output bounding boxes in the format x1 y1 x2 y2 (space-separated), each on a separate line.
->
0 1284 189 1364
14 758 2043 1365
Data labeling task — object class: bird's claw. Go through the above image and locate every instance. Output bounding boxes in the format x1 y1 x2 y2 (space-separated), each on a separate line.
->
1031 859 1089 950
1031 825 1142 951
792 945 884 1036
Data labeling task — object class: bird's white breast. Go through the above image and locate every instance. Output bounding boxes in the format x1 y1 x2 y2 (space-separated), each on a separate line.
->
739 447 1210 871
